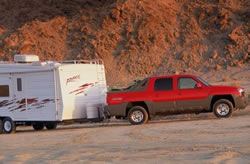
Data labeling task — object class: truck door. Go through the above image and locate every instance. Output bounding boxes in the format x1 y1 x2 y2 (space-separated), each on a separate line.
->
176 77 209 113
12 74 27 119
152 77 178 115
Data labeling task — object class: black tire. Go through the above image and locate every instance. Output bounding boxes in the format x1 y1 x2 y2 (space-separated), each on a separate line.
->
3 117 16 134
115 116 122 120
33 123 45 131
45 123 57 130
213 99 233 118
128 106 149 125
0 119 3 134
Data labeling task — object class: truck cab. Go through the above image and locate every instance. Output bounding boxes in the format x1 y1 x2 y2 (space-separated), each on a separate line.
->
105 75 248 125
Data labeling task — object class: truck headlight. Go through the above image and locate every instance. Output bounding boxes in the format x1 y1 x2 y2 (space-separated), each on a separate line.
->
238 88 244 96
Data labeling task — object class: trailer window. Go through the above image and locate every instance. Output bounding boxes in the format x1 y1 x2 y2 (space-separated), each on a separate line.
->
17 78 22 91
0 85 10 97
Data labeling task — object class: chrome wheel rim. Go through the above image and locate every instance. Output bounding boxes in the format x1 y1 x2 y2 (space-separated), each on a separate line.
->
131 111 144 123
217 103 230 116
4 120 12 132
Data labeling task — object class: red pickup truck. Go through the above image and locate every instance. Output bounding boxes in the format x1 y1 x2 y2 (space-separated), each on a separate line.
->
104 75 248 125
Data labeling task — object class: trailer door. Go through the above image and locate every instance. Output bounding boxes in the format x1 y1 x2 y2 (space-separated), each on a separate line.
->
12 74 27 119
0 75 12 117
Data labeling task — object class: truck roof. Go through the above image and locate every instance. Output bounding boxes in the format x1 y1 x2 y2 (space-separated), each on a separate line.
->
149 74 196 79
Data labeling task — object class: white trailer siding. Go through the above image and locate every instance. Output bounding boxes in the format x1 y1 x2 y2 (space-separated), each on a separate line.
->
0 71 56 121
0 74 13 118
57 64 107 120
22 71 56 121
0 59 107 123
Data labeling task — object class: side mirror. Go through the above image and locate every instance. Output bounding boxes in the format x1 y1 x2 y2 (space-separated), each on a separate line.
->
196 83 202 88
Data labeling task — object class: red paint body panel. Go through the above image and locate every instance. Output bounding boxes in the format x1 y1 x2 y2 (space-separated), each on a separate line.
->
209 86 240 96
105 74 248 118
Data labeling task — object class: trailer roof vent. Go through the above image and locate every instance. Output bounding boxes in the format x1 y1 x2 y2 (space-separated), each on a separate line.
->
14 54 39 63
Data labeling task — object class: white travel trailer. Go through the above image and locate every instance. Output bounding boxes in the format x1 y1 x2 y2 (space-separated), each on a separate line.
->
0 55 107 134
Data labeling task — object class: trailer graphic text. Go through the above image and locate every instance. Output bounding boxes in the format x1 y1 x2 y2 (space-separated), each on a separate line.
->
66 75 80 85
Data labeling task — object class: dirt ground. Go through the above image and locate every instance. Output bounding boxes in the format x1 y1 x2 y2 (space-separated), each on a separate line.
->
0 105 249 164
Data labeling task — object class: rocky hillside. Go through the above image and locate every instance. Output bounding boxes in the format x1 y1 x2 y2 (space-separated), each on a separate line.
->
0 0 249 85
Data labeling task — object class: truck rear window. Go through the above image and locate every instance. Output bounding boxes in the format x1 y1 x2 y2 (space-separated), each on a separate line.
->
0 85 10 97
154 78 173 91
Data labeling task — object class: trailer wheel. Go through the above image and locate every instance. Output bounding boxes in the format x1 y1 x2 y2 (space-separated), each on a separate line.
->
0 119 3 134
45 123 57 130
33 123 45 131
3 118 16 134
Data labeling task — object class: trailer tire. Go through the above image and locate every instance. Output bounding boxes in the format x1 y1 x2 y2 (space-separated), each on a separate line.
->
33 123 45 131
45 123 57 130
0 119 3 134
3 118 16 134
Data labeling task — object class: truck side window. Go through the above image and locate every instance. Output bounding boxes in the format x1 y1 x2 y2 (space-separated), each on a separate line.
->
154 78 173 91
17 78 22 91
178 78 197 89
0 85 10 97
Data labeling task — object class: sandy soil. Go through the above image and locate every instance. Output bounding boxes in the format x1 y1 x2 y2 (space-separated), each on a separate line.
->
0 105 249 164
0 67 249 164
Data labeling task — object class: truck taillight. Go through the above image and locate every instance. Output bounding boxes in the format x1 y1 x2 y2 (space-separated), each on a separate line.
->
107 95 111 104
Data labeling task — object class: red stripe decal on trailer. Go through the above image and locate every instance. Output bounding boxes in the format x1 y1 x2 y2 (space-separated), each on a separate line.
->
0 99 16 107
75 91 84 95
0 98 54 112
69 83 96 95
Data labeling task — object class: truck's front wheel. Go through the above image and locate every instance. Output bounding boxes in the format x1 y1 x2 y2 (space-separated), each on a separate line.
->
128 106 149 125
3 118 16 134
213 99 233 118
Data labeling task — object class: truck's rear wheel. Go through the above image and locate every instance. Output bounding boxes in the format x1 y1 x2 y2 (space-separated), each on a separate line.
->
0 119 3 134
213 99 233 118
3 118 16 134
33 123 45 130
128 106 149 125
45 123 57 130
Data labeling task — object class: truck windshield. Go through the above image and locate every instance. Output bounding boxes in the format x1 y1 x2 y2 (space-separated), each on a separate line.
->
123 80 141 90
196 76 211 86
110 79 147 92
123 78 148 91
